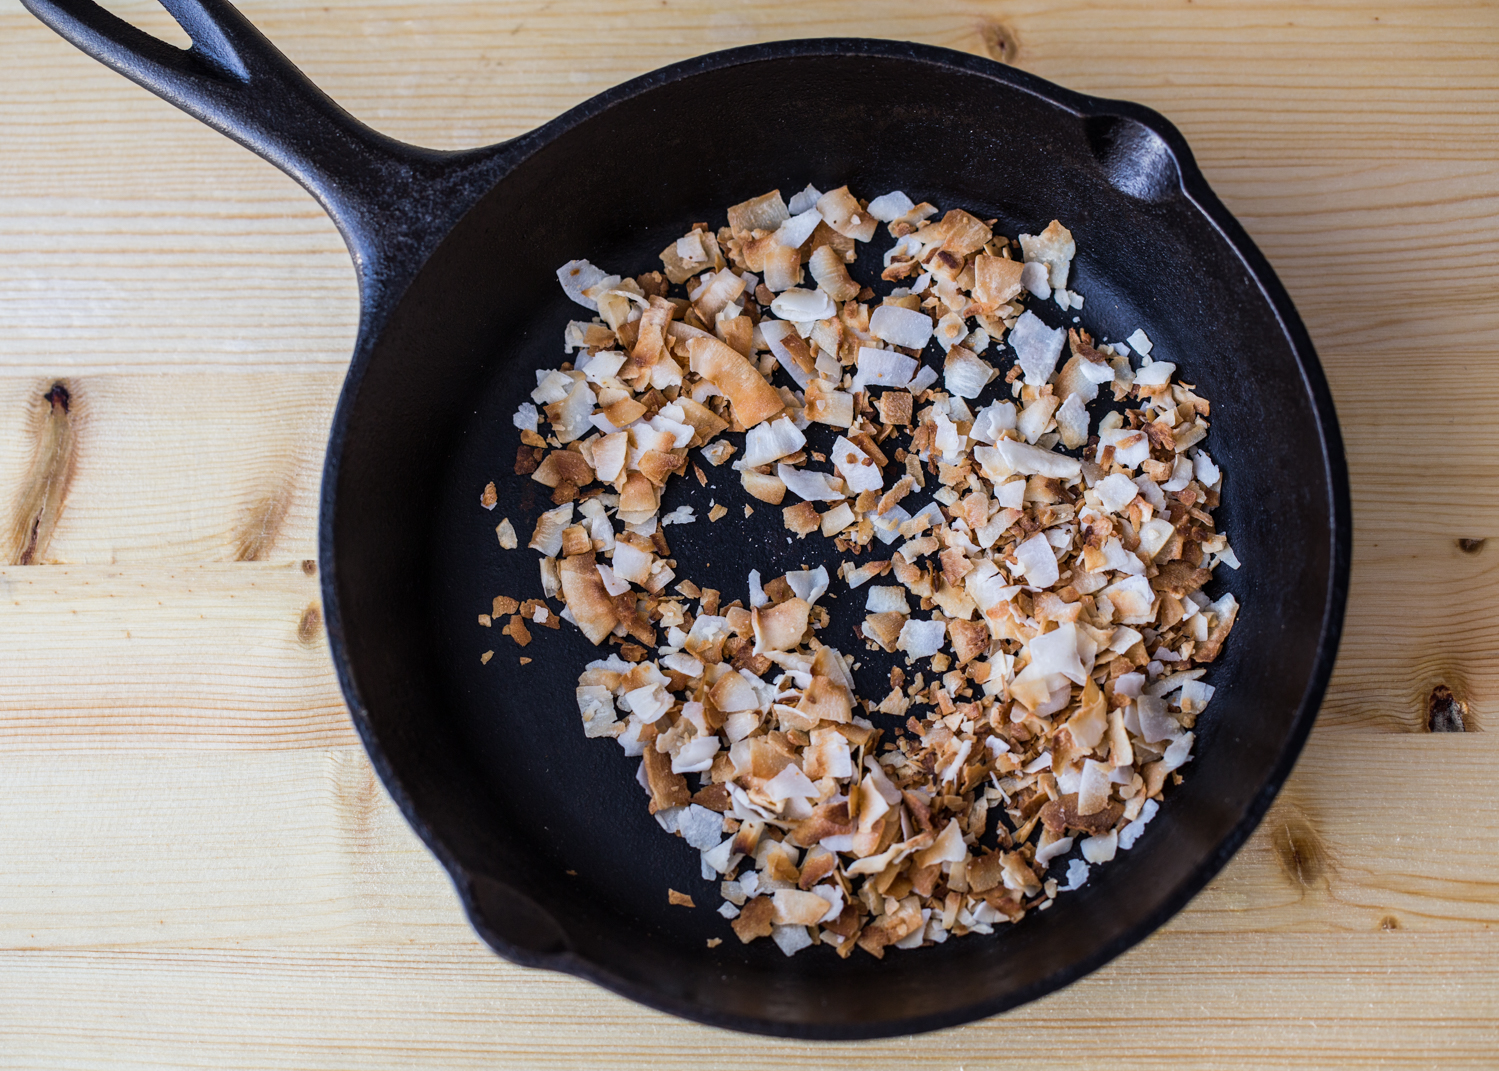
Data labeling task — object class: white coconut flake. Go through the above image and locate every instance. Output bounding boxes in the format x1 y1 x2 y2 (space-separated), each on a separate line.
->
775 206 823 249
865 585 910 614
787 184 823 215
1119 798 1160 850
1162 731 1195 772
831 436 884 494
777 463 846 502
1134 360 1176 387
1061 858 1090 891
1008 310 1067 386
1080 829 1118 864
764 763 819 806
1035 836 1075 866
1126 328 1153 356
556 259 611 309
854 346 918 392
771 923 814 957
1095 472 1140 513
785 566 830 605
771 287 837 322
1020 260 1051 299
944 348 998 399
1014 531 1060 588
512 402 539 432
870 303 935 350
867 190 915 221
896 618 946 660
993 439 1082 480
739 415 807 468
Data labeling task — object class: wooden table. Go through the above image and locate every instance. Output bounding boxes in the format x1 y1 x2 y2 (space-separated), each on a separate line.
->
2 1 1496 1065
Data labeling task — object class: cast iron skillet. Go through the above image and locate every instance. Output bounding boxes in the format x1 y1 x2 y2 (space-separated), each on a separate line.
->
27 0 1350 1039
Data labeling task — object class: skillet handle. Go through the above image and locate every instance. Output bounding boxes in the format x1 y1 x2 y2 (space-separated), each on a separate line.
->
21 0 509 317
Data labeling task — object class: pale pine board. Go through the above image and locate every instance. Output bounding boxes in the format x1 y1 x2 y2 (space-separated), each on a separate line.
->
0 737 1494 951
0 936 1495 1070
1 0 1498 1064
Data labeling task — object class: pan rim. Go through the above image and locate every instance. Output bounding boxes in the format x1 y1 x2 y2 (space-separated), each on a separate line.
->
318 36 1352 1039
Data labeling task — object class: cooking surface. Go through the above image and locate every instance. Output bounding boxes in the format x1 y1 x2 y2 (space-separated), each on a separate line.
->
0 0 1495 1065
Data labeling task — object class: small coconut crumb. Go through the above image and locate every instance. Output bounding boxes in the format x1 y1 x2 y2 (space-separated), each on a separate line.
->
480 650 493 664
668 889 696 908
519 657 532 665
706 937 722 948
496 518 518 549
701 441 737 466
480 482 498 510
709 503 729 522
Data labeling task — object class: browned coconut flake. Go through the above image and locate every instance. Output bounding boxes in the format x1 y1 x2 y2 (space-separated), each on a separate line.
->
486 185 1240 957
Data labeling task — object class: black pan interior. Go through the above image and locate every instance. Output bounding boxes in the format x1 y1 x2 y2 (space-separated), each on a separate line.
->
324 46 1341 1037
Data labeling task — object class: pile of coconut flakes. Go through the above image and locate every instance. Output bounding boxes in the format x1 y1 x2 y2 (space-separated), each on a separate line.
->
494 183 1240 959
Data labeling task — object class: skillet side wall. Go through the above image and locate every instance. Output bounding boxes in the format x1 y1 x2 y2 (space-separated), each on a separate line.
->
332 52 1334 1034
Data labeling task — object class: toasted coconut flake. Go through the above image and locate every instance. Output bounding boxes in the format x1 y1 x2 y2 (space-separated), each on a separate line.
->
773 889 831 926
760 242 803 292
809 244 861 302
795 674 854 724
973 254 1025 309
815 185 878 242
876 391 914 426
804 380 855 428
782 501 821 537
532 449 594 490
559 552 617 645
529 503 574 557
741 469 788 505
1019 220 1076 290
820 502 856 537
731 895 775 943
727 190 790 237
688 336 784 428
753 598 810 654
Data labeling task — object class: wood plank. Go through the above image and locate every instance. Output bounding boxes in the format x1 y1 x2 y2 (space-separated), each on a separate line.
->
0 565 350 749
2 1 1495 169
0 933 1494 1069
0 375 337 563
0 733 1493 950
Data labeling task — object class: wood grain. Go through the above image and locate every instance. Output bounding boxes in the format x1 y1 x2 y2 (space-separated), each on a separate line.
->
1 0 1497 1065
